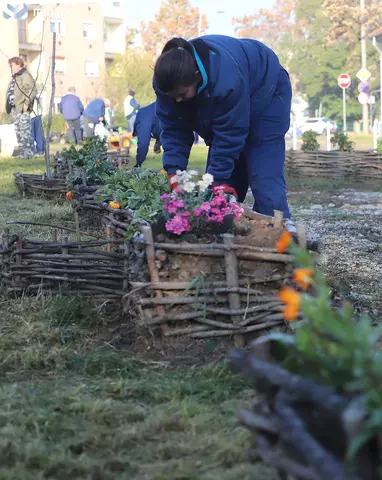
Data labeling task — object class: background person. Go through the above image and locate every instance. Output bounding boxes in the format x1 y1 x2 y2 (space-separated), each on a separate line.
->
132 102 161 167
82 98 106 138
124 89 140 133
58 86 84 144
30 96 44 155
6 57 37 158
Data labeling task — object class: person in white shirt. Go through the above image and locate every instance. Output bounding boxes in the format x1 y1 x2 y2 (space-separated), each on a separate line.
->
124 89 140 133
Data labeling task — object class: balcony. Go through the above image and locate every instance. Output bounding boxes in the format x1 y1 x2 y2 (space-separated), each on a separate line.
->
103 1 124 23
18 26 41 52
104 40 124 56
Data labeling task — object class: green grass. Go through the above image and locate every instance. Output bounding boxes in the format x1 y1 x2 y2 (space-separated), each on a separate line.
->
0 294 278 480
0 151 278 479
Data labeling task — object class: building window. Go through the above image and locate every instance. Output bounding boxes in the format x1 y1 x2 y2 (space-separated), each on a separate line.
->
84 61 99 77
83 22 96 40
50 18 65 36
55 58 66 73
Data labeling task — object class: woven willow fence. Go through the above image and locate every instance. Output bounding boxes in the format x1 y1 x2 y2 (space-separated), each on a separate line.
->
285 150 382 179
231 338 380 480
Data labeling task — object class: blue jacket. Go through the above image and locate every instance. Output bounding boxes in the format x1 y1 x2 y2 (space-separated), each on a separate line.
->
58 93 84 121
83 98 105 123
154 35 281 181
133 102 161 165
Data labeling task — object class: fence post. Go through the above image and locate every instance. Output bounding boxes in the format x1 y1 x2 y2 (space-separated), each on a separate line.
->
292 121 297 151
373 119 379 150
326 122 331 151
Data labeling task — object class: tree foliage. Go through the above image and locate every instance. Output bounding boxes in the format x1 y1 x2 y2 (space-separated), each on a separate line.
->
234 0 381 123
105 49 156 118
140 0 208 59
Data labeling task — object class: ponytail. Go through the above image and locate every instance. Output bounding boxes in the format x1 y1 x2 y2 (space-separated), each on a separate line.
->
154 37 198 94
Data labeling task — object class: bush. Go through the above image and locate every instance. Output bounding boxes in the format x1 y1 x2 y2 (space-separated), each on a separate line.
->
301 130 320 152
331 131 355 152
42 113 66 134
377 138 382 153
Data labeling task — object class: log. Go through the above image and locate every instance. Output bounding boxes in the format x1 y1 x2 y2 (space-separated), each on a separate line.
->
153 241 278 254
223 234 244 347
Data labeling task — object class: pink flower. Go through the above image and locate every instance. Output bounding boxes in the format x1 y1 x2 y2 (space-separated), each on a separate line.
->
210 207 220 215
211 195 227 208
166 199 185 214
166 215 191 235
160 193 171 200
180 211 191 217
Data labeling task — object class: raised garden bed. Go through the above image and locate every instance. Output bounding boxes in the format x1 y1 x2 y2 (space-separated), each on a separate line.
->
0 230 128 301
14 172 67 198
125 211 297 347
285 149 382 180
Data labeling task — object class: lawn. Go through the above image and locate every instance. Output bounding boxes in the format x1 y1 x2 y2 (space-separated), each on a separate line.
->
0 149 277 479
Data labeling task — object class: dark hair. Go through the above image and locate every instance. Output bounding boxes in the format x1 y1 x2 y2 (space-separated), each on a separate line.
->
129 89 135 96
9 56 24 67
154 37 198 94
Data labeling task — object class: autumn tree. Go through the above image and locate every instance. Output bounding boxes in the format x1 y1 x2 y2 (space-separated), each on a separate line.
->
323 0 382 57
105 49 156 123
140 0 208 59
233 0 298 64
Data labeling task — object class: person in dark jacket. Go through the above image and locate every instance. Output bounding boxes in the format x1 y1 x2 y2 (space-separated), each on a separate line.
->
153 35 295 232
82 98 105 138
133 102 161 166
58 87 84 144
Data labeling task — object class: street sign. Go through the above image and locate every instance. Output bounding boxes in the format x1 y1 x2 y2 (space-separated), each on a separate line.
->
358 82 370 94
356 68 371 82
337 73 351 89
358 93 369 105
368 95 376 105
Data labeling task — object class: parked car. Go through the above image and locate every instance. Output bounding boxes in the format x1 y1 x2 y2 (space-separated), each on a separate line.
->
299 117 336 135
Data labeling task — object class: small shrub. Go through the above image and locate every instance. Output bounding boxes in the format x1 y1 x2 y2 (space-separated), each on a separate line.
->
331 131 355 152
301 130 320 152
42 113 66 134
377 138 382 153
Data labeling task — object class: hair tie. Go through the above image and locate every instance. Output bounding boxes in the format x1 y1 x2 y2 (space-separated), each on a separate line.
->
178 47 184 51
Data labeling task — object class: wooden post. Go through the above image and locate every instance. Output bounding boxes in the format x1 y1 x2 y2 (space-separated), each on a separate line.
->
15 237 23 287
74 211 80 242
52 228 58 242
140 225 168 344
296 224 307 249
123 240 129 292
44 32 57 178
274 210 284 229
223 234 244 347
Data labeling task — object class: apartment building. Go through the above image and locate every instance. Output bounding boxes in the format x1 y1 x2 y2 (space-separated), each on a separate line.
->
0 1 127 114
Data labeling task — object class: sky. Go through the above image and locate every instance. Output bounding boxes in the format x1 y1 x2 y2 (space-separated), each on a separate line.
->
127 0 271 36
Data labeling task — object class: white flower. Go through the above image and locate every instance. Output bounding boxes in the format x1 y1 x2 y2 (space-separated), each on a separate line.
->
197 181 208 191
170 175 180 185
183 181 196 193
189 170 199 177
202 173 214 186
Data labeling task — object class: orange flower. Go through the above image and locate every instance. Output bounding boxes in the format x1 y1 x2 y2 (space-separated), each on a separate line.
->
109 201 121 209
96 159 101 164
293 268 314 290
83 140 87 145
279 287 301 321
160 169 166 175
276 231 292 253
66 191 73 199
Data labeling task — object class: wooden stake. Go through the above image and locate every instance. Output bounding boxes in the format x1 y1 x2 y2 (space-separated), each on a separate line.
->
223 234 244 347
44 32 56 178
140 225 168 344
274 210 284 228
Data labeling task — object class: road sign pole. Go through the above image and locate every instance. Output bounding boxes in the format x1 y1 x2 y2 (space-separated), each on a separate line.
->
343 87 347 132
